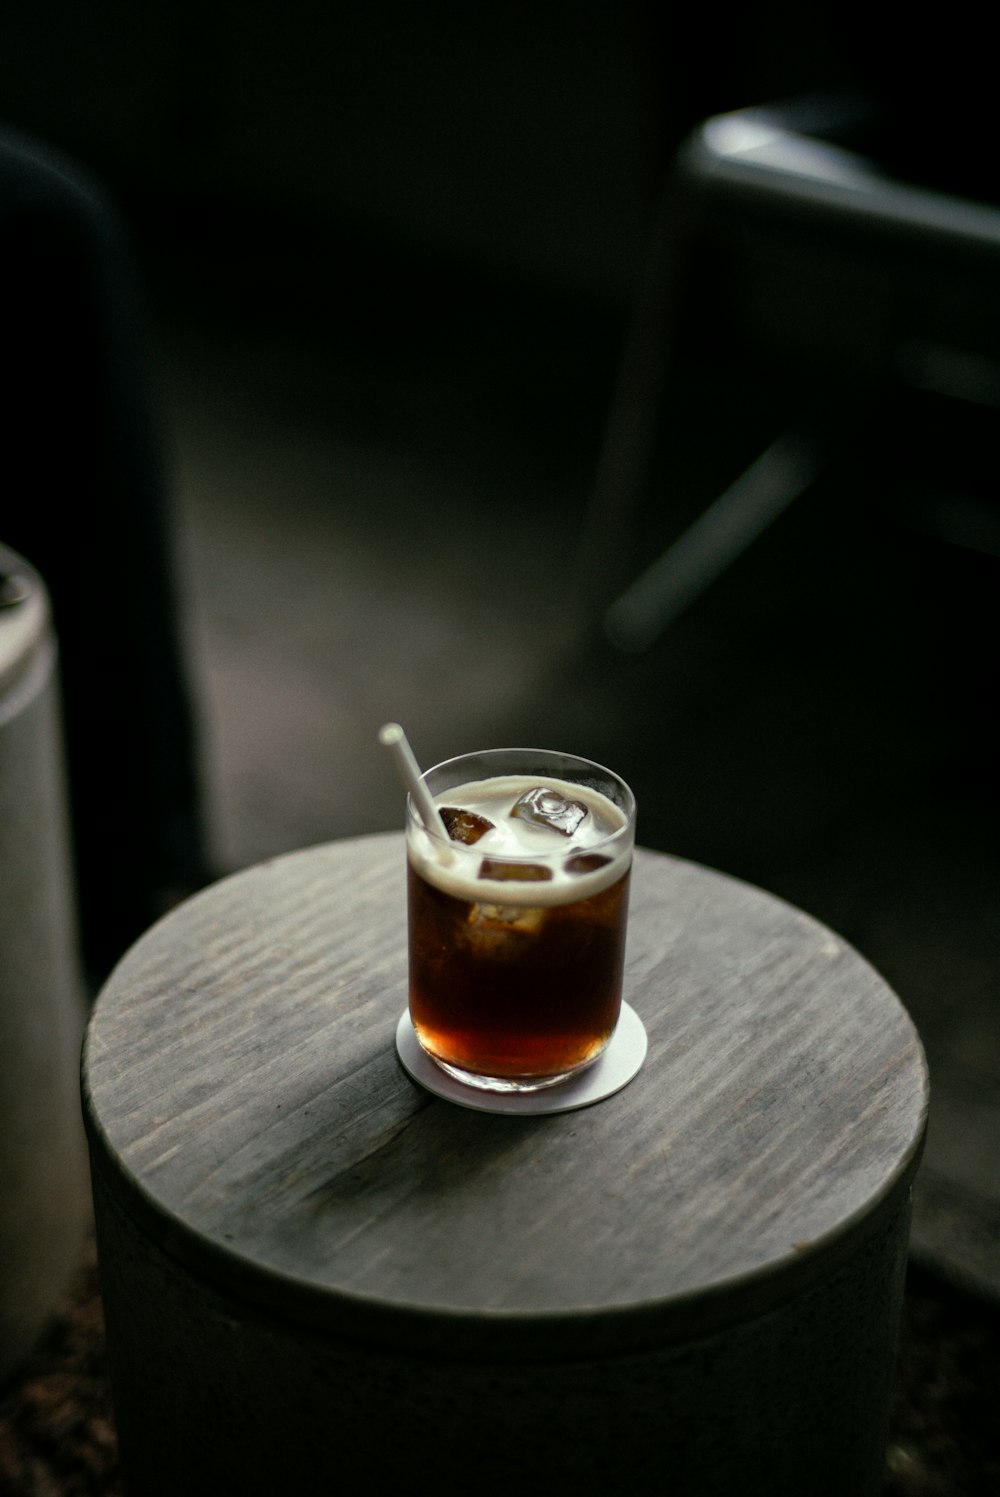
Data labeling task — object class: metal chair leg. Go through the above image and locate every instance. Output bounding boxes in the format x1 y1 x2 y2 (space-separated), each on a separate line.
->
603 427 825 653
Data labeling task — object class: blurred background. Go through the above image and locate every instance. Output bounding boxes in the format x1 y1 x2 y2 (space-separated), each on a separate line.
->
1 2 999 1485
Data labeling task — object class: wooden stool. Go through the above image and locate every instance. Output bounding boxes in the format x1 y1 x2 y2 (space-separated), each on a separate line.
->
82 834 928 1496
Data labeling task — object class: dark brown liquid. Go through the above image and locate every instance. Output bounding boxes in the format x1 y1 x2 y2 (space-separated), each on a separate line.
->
407 860 631 1081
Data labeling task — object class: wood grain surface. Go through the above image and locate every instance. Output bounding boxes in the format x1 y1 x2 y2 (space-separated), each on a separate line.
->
82 834 928 1356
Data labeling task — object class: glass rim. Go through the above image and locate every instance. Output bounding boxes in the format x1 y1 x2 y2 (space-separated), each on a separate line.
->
405 746 636 859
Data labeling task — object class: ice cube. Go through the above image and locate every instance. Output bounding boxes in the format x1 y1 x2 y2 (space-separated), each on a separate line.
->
440 806 494 845
510 786 588 837
478 858 553 882
468 903 545 934
565 852 612 875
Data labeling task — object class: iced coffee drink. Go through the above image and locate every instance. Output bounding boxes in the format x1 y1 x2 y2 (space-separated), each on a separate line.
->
406 749 635 1092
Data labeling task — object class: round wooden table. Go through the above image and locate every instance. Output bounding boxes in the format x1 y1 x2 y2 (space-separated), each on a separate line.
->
82 834 928 1496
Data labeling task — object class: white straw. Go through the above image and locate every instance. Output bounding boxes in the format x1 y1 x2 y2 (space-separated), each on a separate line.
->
378 723 448 842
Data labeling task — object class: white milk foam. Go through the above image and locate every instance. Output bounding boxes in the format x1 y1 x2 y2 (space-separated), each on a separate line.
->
407 774 632 906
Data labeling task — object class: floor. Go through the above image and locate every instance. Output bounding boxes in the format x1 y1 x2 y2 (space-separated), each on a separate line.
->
149 247 1000 1305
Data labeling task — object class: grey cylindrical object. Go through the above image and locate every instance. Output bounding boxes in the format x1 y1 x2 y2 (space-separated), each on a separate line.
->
0 541 89 1384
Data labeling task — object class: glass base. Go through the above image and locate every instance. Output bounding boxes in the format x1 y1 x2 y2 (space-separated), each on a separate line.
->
395 1006 647 1116
428 1053 602 1094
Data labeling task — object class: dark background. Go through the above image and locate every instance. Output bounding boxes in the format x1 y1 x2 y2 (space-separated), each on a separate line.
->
2 4 999 1493
0 2 848 308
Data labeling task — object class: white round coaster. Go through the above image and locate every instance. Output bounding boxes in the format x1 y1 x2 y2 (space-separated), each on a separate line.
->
394 1003 647 1115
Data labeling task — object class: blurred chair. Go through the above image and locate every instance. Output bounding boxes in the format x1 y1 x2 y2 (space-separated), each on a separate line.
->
579 89 1000 653
1 124 210 983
